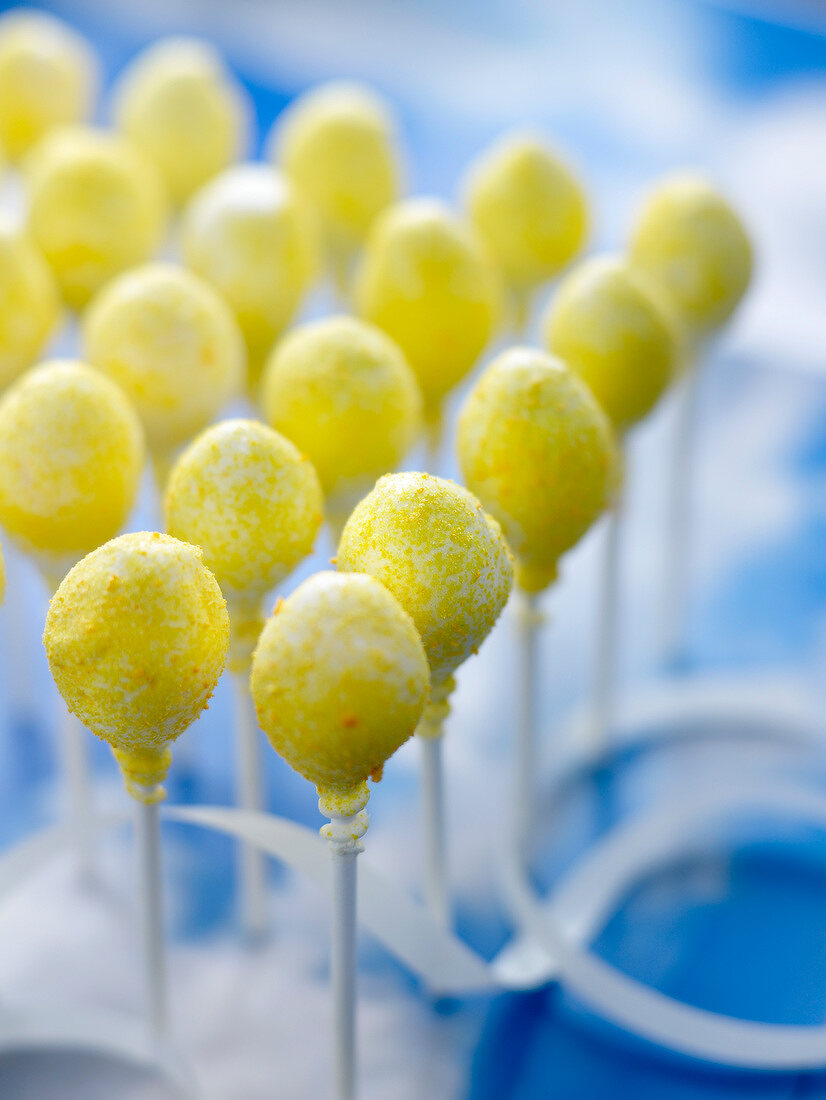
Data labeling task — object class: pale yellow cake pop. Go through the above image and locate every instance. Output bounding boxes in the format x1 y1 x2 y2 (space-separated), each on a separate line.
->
0 220 61 390
457 347 619 593
181 163 319 384
354 198 501 412
44 531 229 800
464 132 587 320
271 82 400 283
543 255 681 432
251 571 428 815
337 472 513 688
0 359 144 573
25 126 167 309
0 10 97 161
114 37 251 205
629 173 753 337
165 418 324 670
83 263 245 463
261 315 422 504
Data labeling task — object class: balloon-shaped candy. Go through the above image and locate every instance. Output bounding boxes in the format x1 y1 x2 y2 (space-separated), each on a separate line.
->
0 220 60 391
114 37 251 205
543 254 680 432
457 347 619 593
251 571 428 814
25 127 167 309
44 531 229 799
0 10 97 160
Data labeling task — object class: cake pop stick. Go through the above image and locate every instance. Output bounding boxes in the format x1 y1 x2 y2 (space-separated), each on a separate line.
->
181 163 320 393
629 174 753 666
165 418 323 938
0 360 144 873
463 132 588 334
542 255 680 749
457 348 619 857
261 315 422 542
114 37 252 206
24 127 167 310
43 531 229 1046
83 262 245 488
337 472 513 925
354 198 501 466
0 10 98 161
251 571 429 1100
269 82 402 300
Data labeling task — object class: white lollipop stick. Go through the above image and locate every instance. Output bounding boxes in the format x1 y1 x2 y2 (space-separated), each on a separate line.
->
417 679 453 927
320 795 368 1100
590 497 624 754
232 673 269 942
134 792 168 1044
660 358 703 666
514 590 541 859
59 709 95 880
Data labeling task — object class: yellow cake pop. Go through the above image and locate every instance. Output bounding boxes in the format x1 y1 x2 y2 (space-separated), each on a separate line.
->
165 418 323 670
181 163 319 385
0 219 61 390
543 255 681 432
83 263 245 472
0 359 144 581
0 10 97 161
251 570 428 814
464 132 587 326
270 82 401 289
629 173 753 337
114 37 251 205
44 531 229 800
25 126 167 309
337 472 513 692
261 315 422 511
354 198 501 413
457 347 619 593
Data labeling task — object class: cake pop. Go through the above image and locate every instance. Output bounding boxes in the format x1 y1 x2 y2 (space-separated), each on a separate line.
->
0 10 97 160
261 315 422 532
464 132 587 331
24 126 167 309
44 531 229 1039
181 163 319 388
84 262 245 484
114 37 251 205
337 471 513 924
165 417 323 937
251 570 428 1100
354 198 500 450
270 82 401 296
0 219 61 391
457 347 619 853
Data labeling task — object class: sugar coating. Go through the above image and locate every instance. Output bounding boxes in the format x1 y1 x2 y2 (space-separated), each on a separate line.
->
181 163 319 381
44 532 229 799
0 220 61 390
261 315 422 497
464 132 587 291
0 10 97 160
114 37 251 205
337 472 513 684
25 126 167 309
165 418 323 605
457 347 619 593
629 174 753 335
0 359 144 559
543 254 681 431
251 571 428 810
271 81 400 254
84 263 244 453
354 198 501 409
